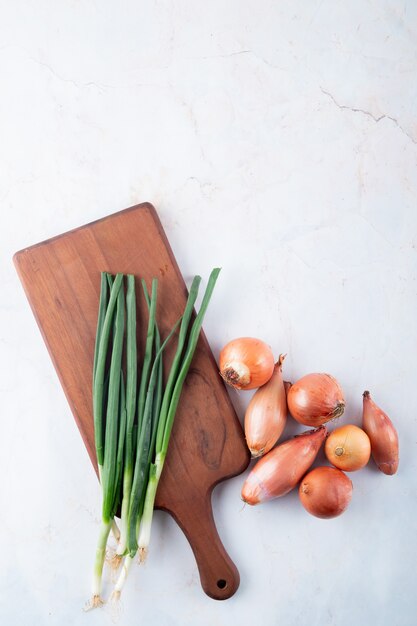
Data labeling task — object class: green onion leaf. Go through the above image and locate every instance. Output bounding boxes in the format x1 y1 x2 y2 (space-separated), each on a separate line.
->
93 273 123 468
102 281 125 522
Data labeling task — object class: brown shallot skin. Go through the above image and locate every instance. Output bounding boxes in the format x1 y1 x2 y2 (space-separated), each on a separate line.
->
241 426 327 505
219 337 274 390
244 355 287 458
362 391 399 475
299 467 353 519
287 373 345 427
324 424 371 471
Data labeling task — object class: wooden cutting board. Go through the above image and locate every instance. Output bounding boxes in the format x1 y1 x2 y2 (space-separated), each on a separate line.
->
14 203 250 600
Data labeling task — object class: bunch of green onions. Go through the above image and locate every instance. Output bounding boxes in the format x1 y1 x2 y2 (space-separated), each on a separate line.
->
87 268 220 608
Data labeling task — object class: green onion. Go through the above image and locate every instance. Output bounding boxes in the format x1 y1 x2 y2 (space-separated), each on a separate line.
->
137 279 158 428
115 275 137 559
123 279 157 554
112 371 127 518
93 274 122 543
101 282 125 522
137 268 220 561
155 275 201 453
89 274 125 608
89 269 220 606
93 273 108 384
93 273 123 469
113 315 181 598
162 268 220 451
138 280 164 468
89 518 113 609
126 313 181 557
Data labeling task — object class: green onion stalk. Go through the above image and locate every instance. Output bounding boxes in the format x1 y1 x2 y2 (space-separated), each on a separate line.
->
93 274 121 541
138 268 220 561
112 268 220 599
88 268 220 605
99 274 122 543
124 279 158 549
112 314 180 599
112 275 137 566
88 273 125 609
110 278 159 598
112 280 181 599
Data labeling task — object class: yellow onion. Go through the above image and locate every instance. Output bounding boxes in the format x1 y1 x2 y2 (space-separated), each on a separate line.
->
287 373 345 427
362 391 399 475
219 337 274 390
241 426 327 505
325 424 371 471
244 354 287 458
299 466 353 519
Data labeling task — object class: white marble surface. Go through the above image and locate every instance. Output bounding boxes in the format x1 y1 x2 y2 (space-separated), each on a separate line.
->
1 1 417 625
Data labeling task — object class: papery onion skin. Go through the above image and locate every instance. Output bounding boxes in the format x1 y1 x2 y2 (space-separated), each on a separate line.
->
362 391 399 475
284 381 292 395
299 467 353 519
287 373 345 427
245 355 287 458
219 337 274 390
325 424 371 471
241 426 327 505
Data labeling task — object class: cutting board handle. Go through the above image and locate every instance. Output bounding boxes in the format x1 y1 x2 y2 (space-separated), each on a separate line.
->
167 489 240 600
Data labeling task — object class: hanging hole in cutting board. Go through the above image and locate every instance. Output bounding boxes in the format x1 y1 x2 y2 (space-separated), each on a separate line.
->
217 579 227 589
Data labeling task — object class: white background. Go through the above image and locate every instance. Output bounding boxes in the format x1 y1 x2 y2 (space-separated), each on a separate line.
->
1 2 416 625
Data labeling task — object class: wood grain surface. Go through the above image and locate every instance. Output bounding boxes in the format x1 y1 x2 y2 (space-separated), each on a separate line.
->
13 203 250 600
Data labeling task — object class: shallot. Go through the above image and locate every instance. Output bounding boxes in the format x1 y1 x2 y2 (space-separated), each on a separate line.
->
244 354 287 457
299 466 352 519
241 426 327 505
325 424 371 471
219 337 274 390
287 373 345 427
362 391 399 475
